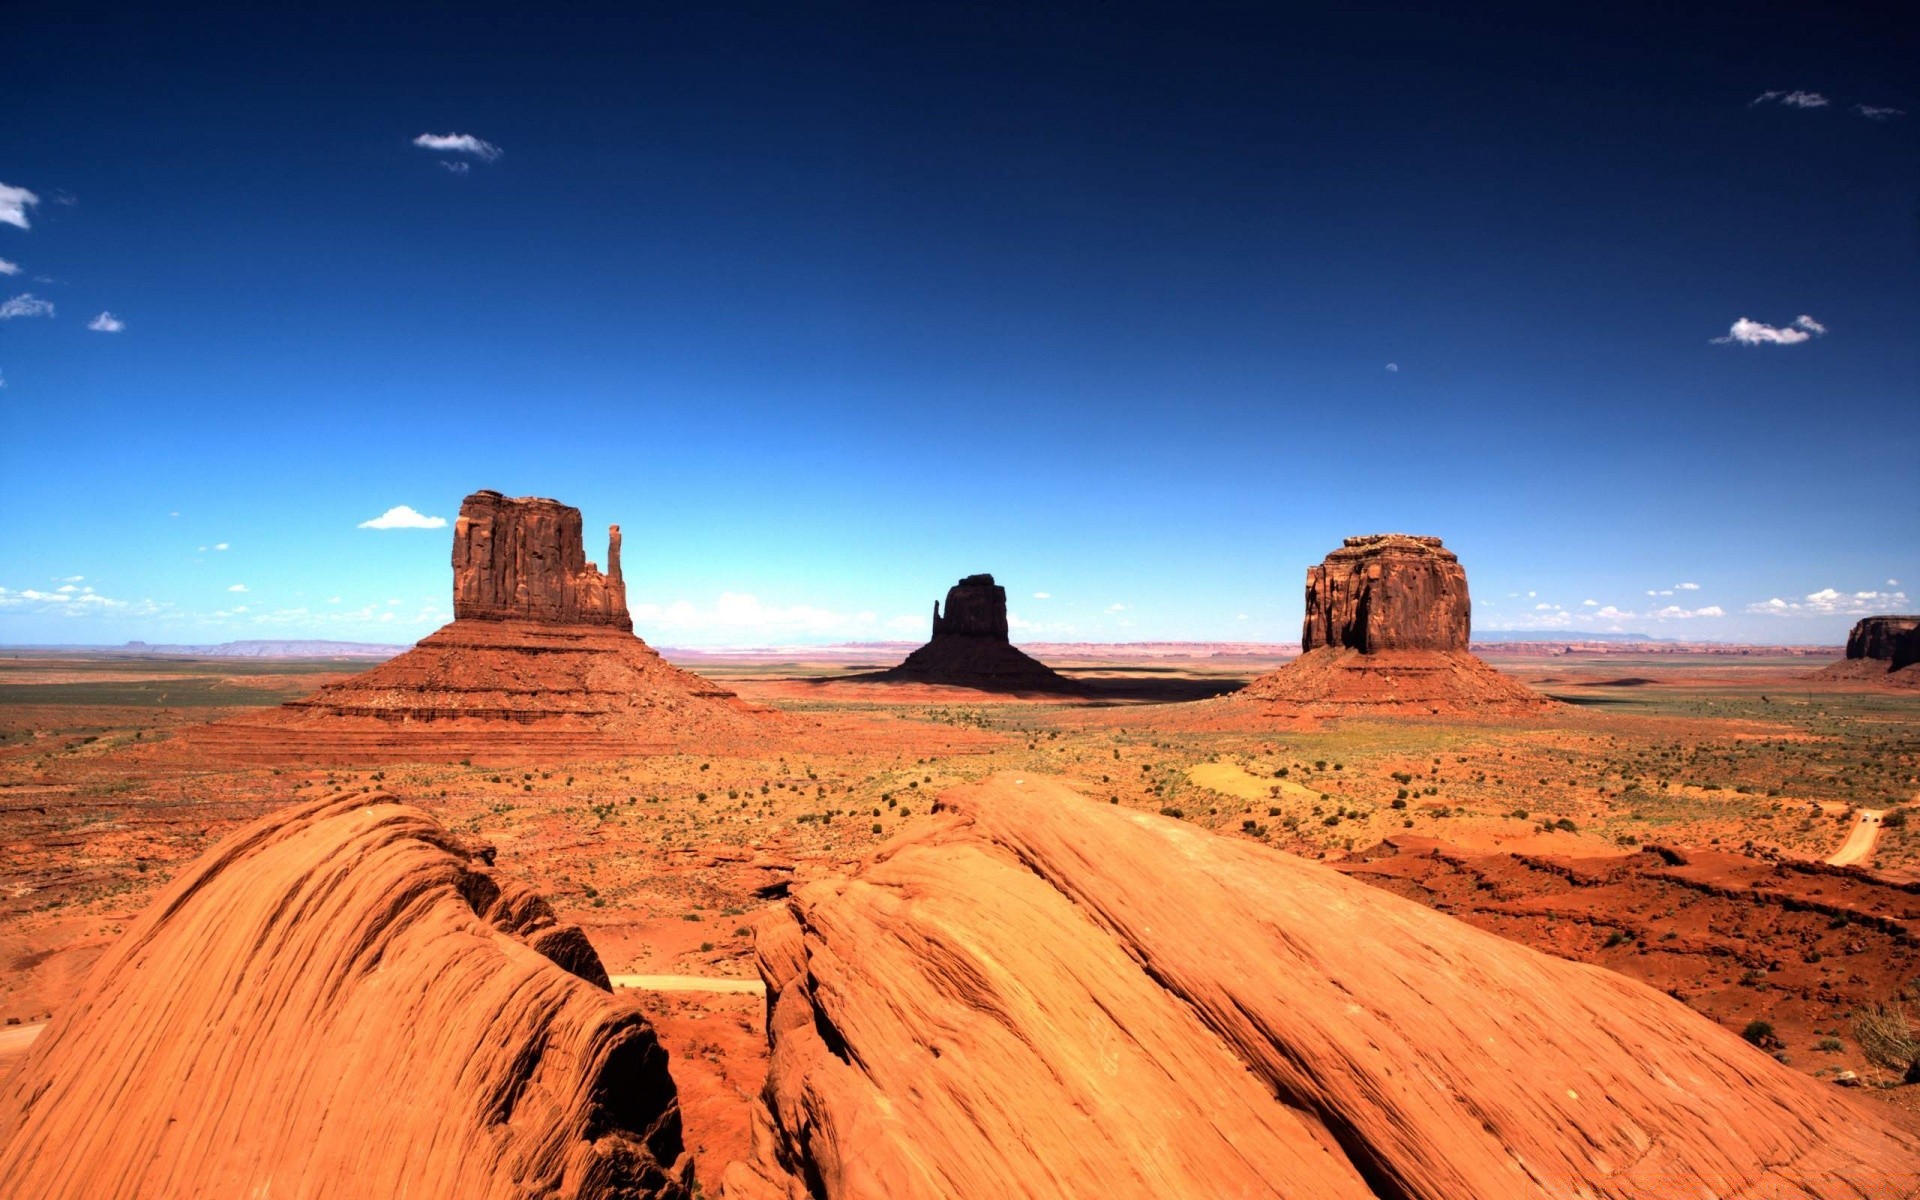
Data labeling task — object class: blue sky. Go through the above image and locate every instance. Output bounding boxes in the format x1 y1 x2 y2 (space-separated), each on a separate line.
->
1 1 1914 647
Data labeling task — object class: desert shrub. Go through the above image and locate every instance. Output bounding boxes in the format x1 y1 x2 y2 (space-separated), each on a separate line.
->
1886 809 1909 829
1554 817 1578 833
1741 1020 1775 1046
1852 1004 1920 1074
1603 929 1630 949
1159 806 1184 819
1391 797 1408 809
1815 1036 1844 1052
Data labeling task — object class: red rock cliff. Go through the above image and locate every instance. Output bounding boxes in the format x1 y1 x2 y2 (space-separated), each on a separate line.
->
1302 534 1470 653
929 574 1011 640
1846 615 1920 667
452 490 630 629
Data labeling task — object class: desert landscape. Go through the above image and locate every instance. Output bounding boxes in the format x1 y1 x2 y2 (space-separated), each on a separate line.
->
1 492 1917 1196
5 4 1915 1194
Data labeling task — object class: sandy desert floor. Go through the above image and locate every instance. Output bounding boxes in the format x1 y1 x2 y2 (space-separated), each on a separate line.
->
2 646 1916 1189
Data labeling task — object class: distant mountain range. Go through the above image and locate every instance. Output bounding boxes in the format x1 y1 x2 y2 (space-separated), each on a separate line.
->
1471 630 1676 643
114 640 407 659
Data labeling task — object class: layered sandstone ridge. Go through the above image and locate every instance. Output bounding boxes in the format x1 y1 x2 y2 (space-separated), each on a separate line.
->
1304 533 1470 652
455 490 630 628
1238 534 1547 714
0 792 691 1200
868 574 1074 692
722 775 1917 1200
189 490 781 760
1816 616 1920 688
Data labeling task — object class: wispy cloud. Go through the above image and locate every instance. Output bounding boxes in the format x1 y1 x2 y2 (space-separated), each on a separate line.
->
1712 314 1825 346
1751 90 1829 109
213 542 229 551
1746 587 1909 617
227 583 249 593
358 505 448 530
1384 362 1399 372
0 583 164 617
438 161 471 175
412 133 502 162
0 258 19 276
0 293 54 320
0 183 39 230
87 311 124 333
1854 104 1905 121
1032 591 1051 599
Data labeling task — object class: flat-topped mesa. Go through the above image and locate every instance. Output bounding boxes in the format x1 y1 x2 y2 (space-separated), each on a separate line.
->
1846 615 1920 668
452 490 630 630
931 573 1011 640
1303 533 1469 653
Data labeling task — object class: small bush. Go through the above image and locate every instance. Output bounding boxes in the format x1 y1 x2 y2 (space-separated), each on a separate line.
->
1741 1020 1775 1047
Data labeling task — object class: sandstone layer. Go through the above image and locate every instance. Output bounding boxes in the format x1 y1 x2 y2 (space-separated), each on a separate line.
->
722 775 1917 1199
1240 534 1547 714
0 792 690 1200
867 575 1075 693
188 491 781 761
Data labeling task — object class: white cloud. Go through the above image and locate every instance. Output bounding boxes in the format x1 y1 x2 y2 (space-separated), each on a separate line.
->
1581 599 1597 606
1676 581 1700 590
1746 587 1909 617
0 258 19 276
358 505 448 530
1646 589 1673 597
0 293 54 320
1890 579 1901 588
327 596 342 604
1385 362 1398 372
228 583 248 593
412 133 502 162
1712 315 1825 346
1105 602 1126 613
87 311 124 333
438 161 471 175
1855 104 1905 121
213 542 228 551
0 583 163 617
1032 591 1051 599
1752 90 1828 109
0 183 39 230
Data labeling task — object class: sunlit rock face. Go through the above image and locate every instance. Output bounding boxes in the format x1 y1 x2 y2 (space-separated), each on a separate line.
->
1302 534 1470 654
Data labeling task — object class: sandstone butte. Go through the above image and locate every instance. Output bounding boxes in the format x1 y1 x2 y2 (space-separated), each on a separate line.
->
721 774 1920 1200
1820 615 1920 687
187 490 781 762
1236 533 1550 714
866 574 1077 693
0 791 692 1200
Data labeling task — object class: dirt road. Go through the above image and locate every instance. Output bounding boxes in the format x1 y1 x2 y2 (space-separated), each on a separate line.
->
609 974 765 996
1827 809 1888 868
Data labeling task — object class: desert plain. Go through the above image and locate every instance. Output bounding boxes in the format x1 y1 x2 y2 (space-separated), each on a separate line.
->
3 636 1917 1190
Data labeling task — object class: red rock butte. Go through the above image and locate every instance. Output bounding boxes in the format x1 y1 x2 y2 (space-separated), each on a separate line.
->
720 775 1917 1199
0 792 692 1200
1238 534 1548 714
866 574 1076 693
188 490 781 762
1820 614 1920 687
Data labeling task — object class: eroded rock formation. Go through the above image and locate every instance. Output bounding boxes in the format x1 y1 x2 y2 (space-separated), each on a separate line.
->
1303 533 1470 652
867 574 1074 693
1818 615 1920 686
722 775 1917 1200
454 490 631 628
0 792 691 1200
188 490 780 762
1238 534 1546 714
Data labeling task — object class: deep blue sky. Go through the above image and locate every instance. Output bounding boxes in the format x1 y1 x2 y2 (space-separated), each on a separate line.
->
2 1 1914 646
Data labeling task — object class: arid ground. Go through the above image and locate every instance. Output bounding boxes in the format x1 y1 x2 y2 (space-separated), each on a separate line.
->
3 644 1916 1190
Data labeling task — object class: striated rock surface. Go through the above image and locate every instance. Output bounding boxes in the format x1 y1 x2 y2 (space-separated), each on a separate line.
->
1304 533 1471 652
0 792 690 1200
1238 534 1546 714
455 490 631 628
867 574 1074 693
723 775 1918 1200
188 490 781 761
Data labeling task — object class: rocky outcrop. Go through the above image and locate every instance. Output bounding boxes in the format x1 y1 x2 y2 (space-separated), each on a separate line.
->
1818 616 1920 686
0 792 691 1200
188 490 782 761
1303 533 1470 652
722 775 1917 1199
454 490 630 628
866 574 1074 693
1237 535 1546 715
1846 616 1920 662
